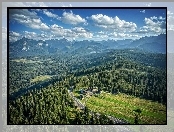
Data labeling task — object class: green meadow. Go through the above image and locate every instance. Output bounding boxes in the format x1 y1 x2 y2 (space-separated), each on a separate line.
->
81 91 166 124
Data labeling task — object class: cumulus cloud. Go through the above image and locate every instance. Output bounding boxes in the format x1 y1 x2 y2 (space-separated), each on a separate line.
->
159 16 165 20
9 9 49 30
20 27 92 41
22 31 53 41
10 31 20 37
43 9 61 20
50 24 93 39
134 16 166 35
90 14 137 32
140 10 145 13
91 14 114 25
145 17 166 32
72 27 87 33
50 24 69 37
9 31 22 42
150 16 158 20
61 11 87 25
23 31 38 39
9 9 38 19
167 11 174 31
24 31 57 40
72 27 93 38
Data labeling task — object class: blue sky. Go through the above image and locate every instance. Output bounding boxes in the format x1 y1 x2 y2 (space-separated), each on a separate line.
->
9 8 166 42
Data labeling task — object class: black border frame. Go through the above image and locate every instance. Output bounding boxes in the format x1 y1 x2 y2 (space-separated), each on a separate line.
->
7 6 167 125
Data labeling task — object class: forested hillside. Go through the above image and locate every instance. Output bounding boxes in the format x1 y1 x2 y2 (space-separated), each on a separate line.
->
9 82 117 124
9 48 166 124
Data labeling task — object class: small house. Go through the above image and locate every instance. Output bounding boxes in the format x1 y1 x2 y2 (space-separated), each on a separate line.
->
92 88 98 94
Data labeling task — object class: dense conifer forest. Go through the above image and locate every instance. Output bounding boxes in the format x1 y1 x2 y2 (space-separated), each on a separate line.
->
9 49 166 124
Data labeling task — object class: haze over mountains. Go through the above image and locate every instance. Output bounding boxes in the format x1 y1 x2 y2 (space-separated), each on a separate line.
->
9 34 166 58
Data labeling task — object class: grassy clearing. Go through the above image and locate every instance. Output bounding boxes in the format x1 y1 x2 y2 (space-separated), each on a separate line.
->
30 75 51 83
12 59 42 64
73 91 80 98
84 92 166 124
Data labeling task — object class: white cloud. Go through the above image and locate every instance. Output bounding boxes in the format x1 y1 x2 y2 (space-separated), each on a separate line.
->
40 23 50 30
159 16 165 20
149 16 166 22
140 10 145 13
51 24 63 29
145 17 156 25
50 24 67 37
72 27 87 33
10 31 20 37
32 18 42 24
135 16 166 35
23 31 50 41
9 31 22 42
50 24 93 39
9 9 38 19
90 14 137 32
10 26 93 41
43 9 61 20
78 32 93 38
91 14 114 25
23 31 37 39
145 17 166 32
23 31 56 41
72 27 93 38
10 9 50 30
150 16 158 20
62 11 87 25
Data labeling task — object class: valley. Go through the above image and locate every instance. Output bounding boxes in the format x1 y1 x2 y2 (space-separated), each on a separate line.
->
8 37 167 124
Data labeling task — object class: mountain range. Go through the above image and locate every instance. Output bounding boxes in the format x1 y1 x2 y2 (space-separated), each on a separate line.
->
9 34 166 58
